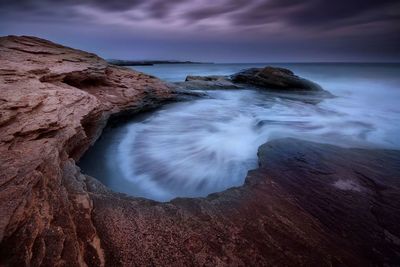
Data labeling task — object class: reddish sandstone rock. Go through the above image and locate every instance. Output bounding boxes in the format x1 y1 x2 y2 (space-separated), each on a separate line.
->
0 36 173 266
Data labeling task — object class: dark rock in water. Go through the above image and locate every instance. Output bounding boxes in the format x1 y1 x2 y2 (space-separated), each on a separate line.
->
232 66 322 91
176 75 242 90
177 66 331 97
185 75 228 82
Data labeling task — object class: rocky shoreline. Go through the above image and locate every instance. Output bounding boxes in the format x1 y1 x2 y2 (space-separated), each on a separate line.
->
107 59 209 66
1 36 400 266
176 66 330 92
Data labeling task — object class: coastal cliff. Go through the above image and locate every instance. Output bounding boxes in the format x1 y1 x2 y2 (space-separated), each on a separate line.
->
1 36 399 267
0 36 173 266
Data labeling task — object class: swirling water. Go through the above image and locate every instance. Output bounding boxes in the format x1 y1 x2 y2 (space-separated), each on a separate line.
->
79 63 400 201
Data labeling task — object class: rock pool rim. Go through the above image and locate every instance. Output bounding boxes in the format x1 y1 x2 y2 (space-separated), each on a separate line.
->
78 68 332 202
77 94 250 203
78 90 333 202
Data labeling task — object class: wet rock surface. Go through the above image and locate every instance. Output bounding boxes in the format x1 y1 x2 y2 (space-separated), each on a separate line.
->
257 139 400 266
1 36 399 266
231 67 322 91
84 139 400 266
176 67 332 98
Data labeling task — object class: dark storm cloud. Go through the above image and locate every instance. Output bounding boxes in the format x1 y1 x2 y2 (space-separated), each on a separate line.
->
183 0 248 20
1 0 399 28
1 0 399 61
228 0 400 28
288 0 399 25
0 0 145 11
145 0 186 19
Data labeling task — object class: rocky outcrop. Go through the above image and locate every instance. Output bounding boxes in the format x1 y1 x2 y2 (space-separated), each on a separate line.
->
177 67 330 95
0 35 174 266
1 36 399 267
174 75 241 90
231 67 322 91
107 60 206 66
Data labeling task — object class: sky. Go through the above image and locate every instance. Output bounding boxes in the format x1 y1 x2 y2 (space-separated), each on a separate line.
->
1 0 399 62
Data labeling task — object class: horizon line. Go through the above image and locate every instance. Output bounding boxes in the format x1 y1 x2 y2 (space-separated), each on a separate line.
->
108 60 400 64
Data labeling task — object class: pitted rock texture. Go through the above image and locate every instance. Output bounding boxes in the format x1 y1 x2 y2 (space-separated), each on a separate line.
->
1 36 400 267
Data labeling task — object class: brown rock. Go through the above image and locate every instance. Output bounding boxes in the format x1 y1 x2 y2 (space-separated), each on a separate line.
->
232 66 323 91
0 35 173 266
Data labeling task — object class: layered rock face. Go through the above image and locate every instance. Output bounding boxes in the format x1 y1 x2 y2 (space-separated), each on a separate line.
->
1 36 400 267
0 36 174 266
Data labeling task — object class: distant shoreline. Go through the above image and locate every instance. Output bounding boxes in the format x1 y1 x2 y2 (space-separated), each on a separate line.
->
107 59 213 66
107 60 400 66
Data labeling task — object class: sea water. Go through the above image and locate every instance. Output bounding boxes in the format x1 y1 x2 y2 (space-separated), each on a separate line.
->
78 63 400 201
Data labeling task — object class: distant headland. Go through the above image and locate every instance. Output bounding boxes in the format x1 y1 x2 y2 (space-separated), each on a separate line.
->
107 59 212 66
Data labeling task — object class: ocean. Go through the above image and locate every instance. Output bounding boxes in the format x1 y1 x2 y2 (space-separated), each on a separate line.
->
79 63 400 201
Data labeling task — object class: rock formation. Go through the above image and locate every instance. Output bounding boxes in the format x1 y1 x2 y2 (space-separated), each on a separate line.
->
1 36 399 266
176 75 242 90
107 59 207 66
231 67 322 91
177 67 330 96
0 35 174 266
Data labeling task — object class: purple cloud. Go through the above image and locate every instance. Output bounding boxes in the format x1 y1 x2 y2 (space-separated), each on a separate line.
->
1 0 399 61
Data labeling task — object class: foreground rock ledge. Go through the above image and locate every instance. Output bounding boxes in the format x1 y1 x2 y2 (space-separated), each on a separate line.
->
1 36 400 266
